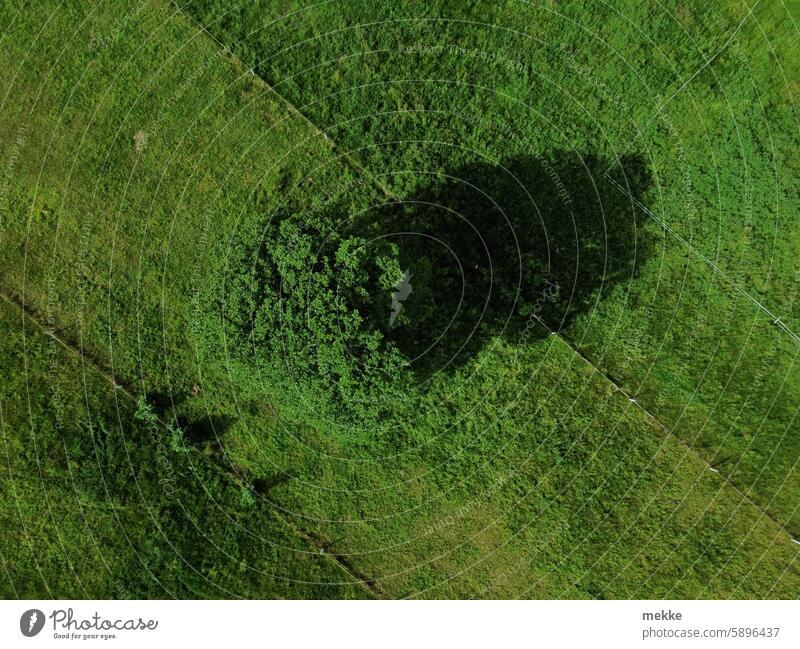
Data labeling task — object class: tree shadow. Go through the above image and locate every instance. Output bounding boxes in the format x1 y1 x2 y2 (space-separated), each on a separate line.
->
179 413 237 445
359 151 655 378
144 390 236 445
252 471 297 496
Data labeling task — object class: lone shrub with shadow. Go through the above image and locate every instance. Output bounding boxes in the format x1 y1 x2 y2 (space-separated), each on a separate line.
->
206 151 653 431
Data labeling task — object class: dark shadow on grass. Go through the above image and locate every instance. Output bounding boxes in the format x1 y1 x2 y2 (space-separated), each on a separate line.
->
252 471 297 495
179 414 237 445
361 151 655 378
145 391 236 445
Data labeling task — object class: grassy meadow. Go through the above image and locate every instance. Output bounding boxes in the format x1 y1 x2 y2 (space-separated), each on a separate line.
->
1 0 798 598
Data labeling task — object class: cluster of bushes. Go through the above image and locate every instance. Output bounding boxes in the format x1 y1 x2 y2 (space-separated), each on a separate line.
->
203 196 413 434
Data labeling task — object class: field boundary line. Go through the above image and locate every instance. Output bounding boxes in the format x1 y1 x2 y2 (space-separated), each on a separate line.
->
0 286 380 598
168 0 392 197
546 322 797 542
605 174 800 344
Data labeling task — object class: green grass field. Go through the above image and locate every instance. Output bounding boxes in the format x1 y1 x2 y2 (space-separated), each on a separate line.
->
1 0 799 598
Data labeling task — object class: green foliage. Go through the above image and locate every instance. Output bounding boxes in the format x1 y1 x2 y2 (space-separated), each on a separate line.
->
205 200 412 434
2 0 800 600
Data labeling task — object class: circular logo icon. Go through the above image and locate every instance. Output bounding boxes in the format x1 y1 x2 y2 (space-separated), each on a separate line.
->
20 609 45 637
